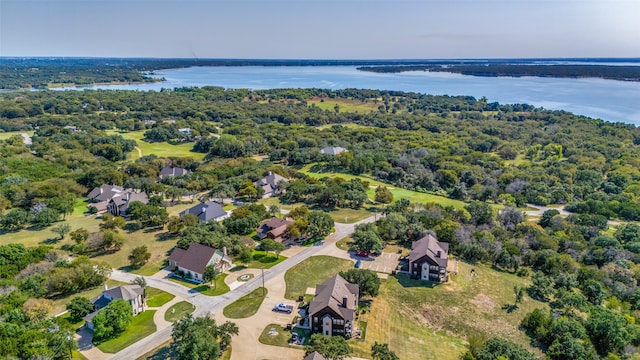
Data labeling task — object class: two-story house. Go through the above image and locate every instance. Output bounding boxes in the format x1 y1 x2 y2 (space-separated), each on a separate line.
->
84 284 145 331
308 274 359 337
408 234 449 282
168 243 233 283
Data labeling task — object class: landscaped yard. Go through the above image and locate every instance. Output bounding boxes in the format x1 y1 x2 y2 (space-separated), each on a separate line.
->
247 249 287 269
348 262 547 360
51 279 127 315
284 256 354 300
145 287 175 307
164 301 195 322
223 287 267 319
168 274 230 296
96 310 157 354
258 323 309 349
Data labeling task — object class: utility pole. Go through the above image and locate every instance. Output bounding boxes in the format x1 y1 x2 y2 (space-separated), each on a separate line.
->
262 268 265 296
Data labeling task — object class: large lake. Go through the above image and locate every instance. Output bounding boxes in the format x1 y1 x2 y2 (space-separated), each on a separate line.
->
60 66 640 125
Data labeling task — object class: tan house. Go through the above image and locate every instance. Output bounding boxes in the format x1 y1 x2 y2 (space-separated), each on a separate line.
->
168 243 233 283
257 217 294 242
408 234 449 282
308 274 359 337
84 284 145 331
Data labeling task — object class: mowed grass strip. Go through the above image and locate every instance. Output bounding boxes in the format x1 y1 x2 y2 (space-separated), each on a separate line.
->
223 287 267 319
284 256 353 300
96 310 157 354
105 130 205 160
164 301 196 323
349 261 546 360
145 287 175 307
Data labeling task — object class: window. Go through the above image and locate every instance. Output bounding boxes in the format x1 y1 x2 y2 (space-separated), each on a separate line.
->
314 317 318 323
429 265 439 271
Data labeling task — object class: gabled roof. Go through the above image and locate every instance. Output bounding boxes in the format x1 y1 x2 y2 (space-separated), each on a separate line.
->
254 172 288 193
159 167 190 179
409 234 449 267
320 146 347 155
104 285 144 301
309 274 359 322
179 201 227 223
168 243 219 275
108 191 149 212
258 217 293 235
88 184 124 202
304 352 328 360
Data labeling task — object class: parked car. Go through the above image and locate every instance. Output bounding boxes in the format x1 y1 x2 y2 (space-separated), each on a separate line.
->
355 260 361 268
274 303 294 314
355 251 370 257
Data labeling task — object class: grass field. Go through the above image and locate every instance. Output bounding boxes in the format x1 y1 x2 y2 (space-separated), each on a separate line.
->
0 130 34 140
247 250 288 269
299 165 466 209
259 196 376 224
348 262 546 360
168 274 230 296
258 323 308 349
164 301 195 322
97 310 157 353
307 98 379 113
105 130 205 160
284 256 354 300
145 287 175 307
51 279 127 315
223 287 267 319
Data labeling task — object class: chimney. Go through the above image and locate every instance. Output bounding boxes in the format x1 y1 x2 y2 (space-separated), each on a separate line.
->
342 295 348 308
126 192 130 201
436 250 441 258
100 187 104 194
223 246 227 256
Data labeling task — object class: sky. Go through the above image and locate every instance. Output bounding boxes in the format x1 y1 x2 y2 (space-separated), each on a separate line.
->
1 0 639 59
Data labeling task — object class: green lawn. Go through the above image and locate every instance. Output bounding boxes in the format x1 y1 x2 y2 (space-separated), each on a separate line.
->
106 130 205 160
145 287 175 307
259 196 376 224
168 274 230 296
307 98 379 113
258 323 308 349
284 256 354 300
164 301 196 322
247 250 287 269
348 262 547 360
223 287 267 319
96 310 157 354
0 130 34 140
299 164 466 209
51 279 127 315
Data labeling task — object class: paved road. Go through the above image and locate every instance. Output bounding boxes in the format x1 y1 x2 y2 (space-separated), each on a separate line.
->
109 215 378 360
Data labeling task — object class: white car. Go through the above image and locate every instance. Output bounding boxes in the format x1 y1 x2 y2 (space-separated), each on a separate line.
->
274 303 294 314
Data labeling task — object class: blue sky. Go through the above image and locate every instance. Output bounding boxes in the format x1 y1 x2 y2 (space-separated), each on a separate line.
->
1 0 638 58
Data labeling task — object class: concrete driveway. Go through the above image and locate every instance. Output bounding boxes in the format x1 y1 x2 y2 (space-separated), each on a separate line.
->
356 252 400 274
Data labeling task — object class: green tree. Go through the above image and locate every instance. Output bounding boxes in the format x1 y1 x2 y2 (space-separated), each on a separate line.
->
514 285 524 304
586 307 631 356
371 342 399 360
99 214 126 231
32 208 60 227
374 186 394 204
101 230 125 252
305 333 352 360
70 227 89 244
273 241 286 259
92 299 133 342
538 209 560 228
128 245 151 267
339 269 381 297
308 210 334 238
261 238 277 256
66 296 94 323
581 279 607 305
465 202 494 226
204 264 220 289
529 271 554 301
473 337 537 360
614 223 640 244
172 314 238 360
51 222 71 240
0 208 31 230
351 223 384 254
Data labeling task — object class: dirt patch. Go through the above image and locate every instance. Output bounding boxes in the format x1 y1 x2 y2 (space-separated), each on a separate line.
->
470 294 495 312
416 304 449 330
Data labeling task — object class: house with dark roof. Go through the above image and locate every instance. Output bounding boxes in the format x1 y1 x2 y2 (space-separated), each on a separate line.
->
303 352 328 360
308 274 359 337
179 201 229 223
254 171 289 198
158 166 191 180
84 284 145 331
87 184 125 213
320 146 347 155
408 234 449 282
106 191 149 217
257 217 294 242
168 243 233 283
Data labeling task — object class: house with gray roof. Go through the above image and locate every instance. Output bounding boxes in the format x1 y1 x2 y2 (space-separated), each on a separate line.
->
308 274 359 337
168 243 232 283
179 201 229 223
408 233 449 282
158 166 191 180
320 146 348 155
254 171 289 198
87 184 125 213
106 191 149 217
84 284 145 331
303 352 328 360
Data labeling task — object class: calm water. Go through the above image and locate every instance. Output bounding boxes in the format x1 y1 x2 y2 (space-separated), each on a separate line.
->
59 66 640 125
